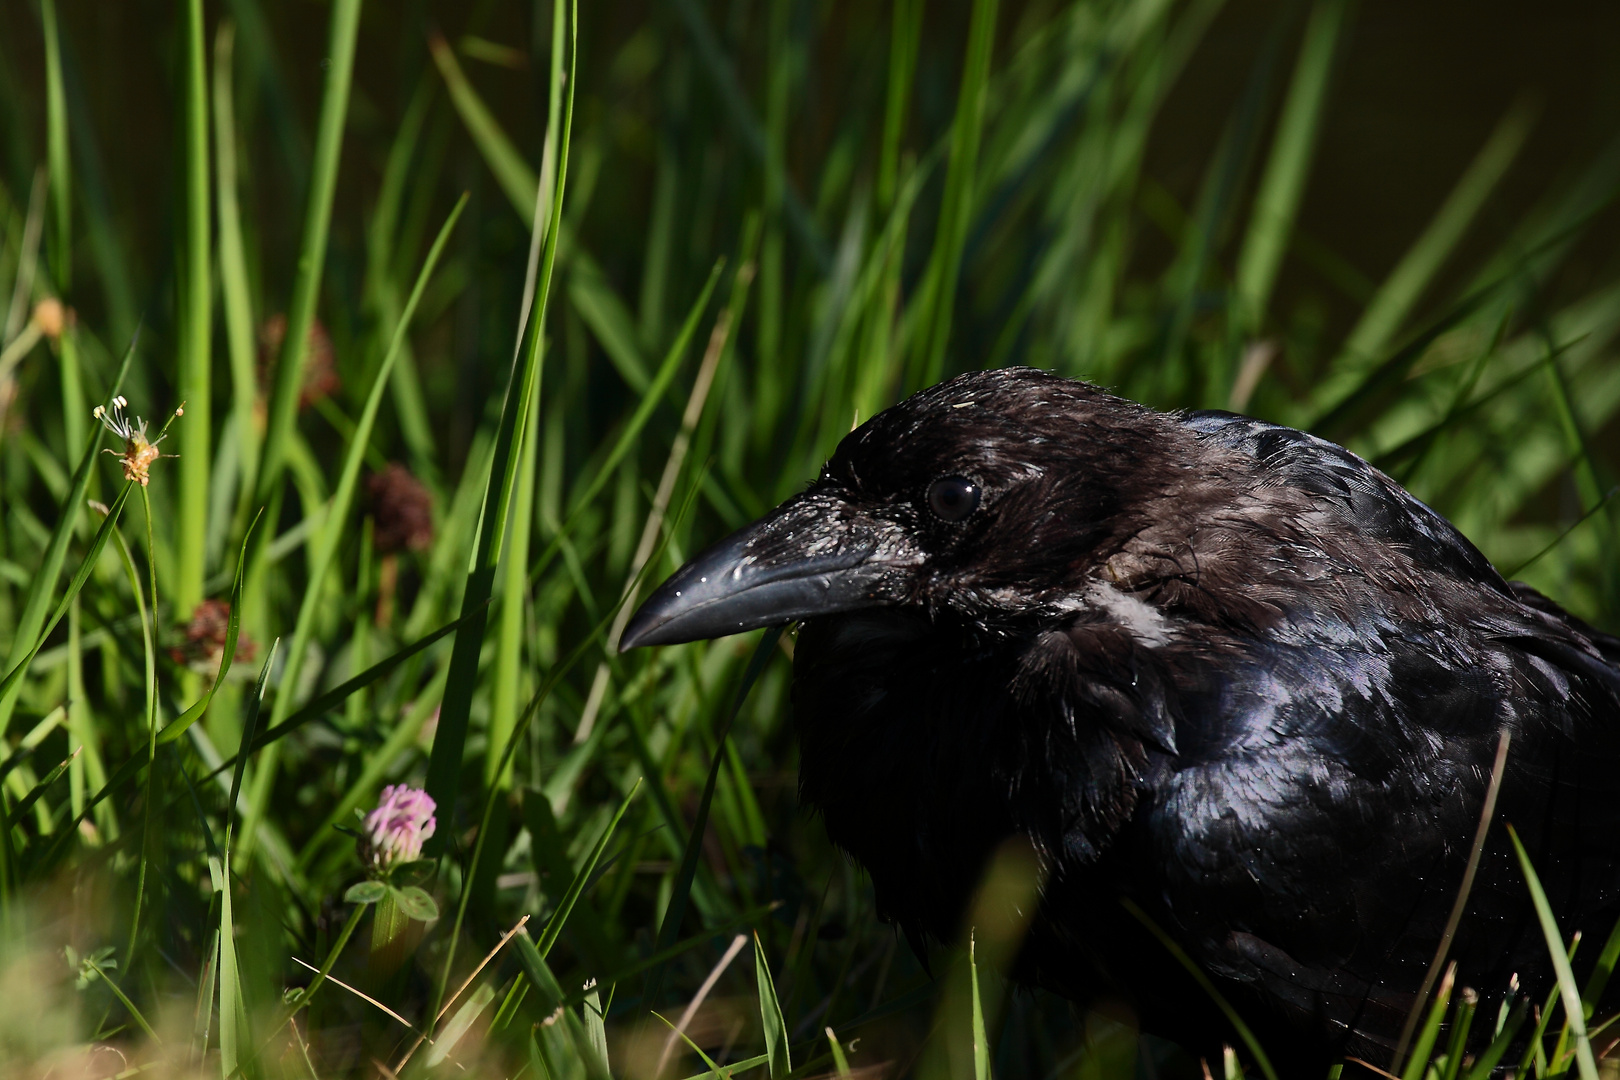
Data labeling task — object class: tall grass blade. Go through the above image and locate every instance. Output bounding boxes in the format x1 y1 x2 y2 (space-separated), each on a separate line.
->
642 625 783 1012
1399 961 1454 1080
430 33 540 225
1232 0 1346 336
969 933 990 1080
1507 824 1601 1080
878 0 924 211
4 746 76 829
254 0 362 507
1438 988 1478 1080
424 0 577 834
912 0 1000 389
0 343 134 734
239 193 466 857
826 1027 853 1077
534 777 641 959
1461 998 1527 1080
1581 913 1620 1015
488 0 570 790
1305 101 1535 424
176 0 211 616
1392 729 1510 1070
40 0 69 292
0 479 135 709
755 930 792 1077
158 511 260 745
213 21 259 528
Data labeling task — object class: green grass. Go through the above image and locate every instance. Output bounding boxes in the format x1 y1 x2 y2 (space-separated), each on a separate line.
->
0 0 1614 1077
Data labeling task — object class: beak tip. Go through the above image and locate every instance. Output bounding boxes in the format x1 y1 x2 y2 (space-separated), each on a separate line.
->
618 610 660 652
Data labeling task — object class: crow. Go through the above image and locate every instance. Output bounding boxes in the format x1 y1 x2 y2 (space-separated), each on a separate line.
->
620 367 1620 1072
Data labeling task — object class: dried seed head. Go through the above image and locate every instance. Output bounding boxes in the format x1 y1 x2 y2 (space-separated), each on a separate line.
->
367 463 435 554
258 314 340 409
169 599 257 672
31 298 69 340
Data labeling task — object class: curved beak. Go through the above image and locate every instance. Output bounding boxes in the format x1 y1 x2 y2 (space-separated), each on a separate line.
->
619 492 911 650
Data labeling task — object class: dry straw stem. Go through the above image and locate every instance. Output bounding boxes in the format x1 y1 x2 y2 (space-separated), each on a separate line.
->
1390 727 1512 1071
656 932 751 1077
393 914 531 1073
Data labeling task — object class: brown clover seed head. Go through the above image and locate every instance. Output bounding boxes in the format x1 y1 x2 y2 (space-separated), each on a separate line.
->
169 599 257 671
258 313 340 409
366 463 435 554
32 298 69 340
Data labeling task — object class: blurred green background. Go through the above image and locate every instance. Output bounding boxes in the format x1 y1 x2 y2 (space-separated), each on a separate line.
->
0 0 1617 1076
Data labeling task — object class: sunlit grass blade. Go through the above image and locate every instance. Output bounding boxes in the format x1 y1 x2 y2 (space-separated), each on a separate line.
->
755 929 793 1077
1438 987 1478 1080
85 956 159 1045
213 21 260 530
535 777 641 960
430 33 538 225
530 261 724 590
253 0 361 508
488 0 570 792
4 746 76 830
0 342 134 734
424 0 577 836
1399 961 1454 1080
204 604 481 786
1508 824 1600 1080
0 479 134 710
826 1027 853 1077
176 645 274 1079
40 0 69 292
654 1009 730 1080
239 193 466 857
878 0 923 211
911 0 999 389
1232 0 1346 336
970 933 991 1080
1339 101 1534 368
1461 998 1527 1080
158 510 260 745
175 0 211 618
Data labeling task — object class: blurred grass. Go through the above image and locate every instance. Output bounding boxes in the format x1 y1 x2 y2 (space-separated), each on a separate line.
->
0 0 1612 1077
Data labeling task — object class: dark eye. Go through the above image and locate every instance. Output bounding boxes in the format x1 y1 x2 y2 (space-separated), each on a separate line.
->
927 476 981 522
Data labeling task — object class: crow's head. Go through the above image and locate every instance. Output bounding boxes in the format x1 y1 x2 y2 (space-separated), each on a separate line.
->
621 368 1192 649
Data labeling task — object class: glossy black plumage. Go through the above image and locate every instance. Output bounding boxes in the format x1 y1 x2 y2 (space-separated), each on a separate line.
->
622 367 1620 1070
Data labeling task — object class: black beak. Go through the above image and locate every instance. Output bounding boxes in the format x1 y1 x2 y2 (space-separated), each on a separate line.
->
619 492 911 650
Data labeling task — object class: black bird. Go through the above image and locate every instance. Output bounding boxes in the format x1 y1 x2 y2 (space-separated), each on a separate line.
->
620 367 1620 1071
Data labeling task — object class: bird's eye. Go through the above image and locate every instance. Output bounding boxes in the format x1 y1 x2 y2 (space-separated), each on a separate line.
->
927 476 981 522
